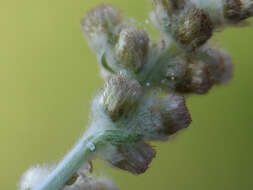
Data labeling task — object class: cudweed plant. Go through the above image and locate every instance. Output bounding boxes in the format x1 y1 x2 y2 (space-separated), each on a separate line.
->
19 0 253 190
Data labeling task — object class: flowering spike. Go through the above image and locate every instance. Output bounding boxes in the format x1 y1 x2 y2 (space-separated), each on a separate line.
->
19 1 253 190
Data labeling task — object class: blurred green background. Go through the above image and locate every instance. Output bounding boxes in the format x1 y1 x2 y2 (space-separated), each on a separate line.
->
1 0 253 189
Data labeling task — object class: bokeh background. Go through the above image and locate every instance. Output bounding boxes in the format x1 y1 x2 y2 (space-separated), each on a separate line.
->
1 0 253 189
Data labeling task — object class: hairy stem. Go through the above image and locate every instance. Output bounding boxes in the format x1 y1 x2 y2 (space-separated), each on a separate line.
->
34 132 100 190
33 130 142 190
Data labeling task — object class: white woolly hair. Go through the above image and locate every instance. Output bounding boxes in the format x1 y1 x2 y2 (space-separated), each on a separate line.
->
19 165 55 190
19 164 118 190
63 174 119 190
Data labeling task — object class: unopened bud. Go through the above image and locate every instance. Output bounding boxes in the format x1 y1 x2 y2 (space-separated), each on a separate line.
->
152 0 174 27
170 0 186 9
177 61 212 94
224 0 243 21
108 142 156 175
224 0 253 21
202 47 233 84
116 26 149 72
171 6 214 51
101 75 143 120
152 0 185 31
82 4 122 51
156 94 191 135
163 56 188 89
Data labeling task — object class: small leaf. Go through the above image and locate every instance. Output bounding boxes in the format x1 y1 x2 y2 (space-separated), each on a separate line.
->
101 53 115 74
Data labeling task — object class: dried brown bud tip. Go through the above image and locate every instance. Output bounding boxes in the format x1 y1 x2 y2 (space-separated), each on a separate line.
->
156 94 191 135
108 142 156 175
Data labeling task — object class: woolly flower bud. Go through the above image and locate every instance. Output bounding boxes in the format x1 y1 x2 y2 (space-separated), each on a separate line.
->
224 0 253 21
160 56 188 90
152 0 174 29
152 0 186 27
116 26 149 72
156 94 191 135
224 0 243 21
190 0 253 25
105 142 156 175
82 4 122 51
19 165 54 190
170 0 186 9
176 61 212 94
175 46 233 94
115 92 190 141
101 75 143 120
153 0 185 13
171 6 214 51
202 46 233 84
189 0 225 26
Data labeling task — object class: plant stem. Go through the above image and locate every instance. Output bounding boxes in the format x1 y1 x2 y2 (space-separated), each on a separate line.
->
33 129 142 190
34 131 102 190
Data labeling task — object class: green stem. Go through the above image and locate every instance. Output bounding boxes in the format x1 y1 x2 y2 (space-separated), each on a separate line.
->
33 132 99 190
33 129 142 190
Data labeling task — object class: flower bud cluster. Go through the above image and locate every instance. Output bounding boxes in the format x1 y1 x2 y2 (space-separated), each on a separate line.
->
81 0 251 176
152 0 253 51
18 2 252 190
90 75 191 174
82 5 150 77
